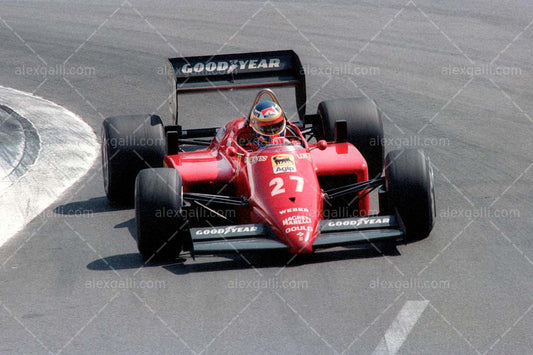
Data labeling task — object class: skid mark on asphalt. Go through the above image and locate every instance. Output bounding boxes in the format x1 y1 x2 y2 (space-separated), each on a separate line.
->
0 105 41 183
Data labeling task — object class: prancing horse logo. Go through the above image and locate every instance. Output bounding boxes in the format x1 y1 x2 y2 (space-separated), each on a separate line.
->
271 154 296 174
272 155 293 166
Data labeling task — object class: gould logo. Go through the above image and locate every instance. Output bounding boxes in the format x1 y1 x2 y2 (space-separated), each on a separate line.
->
271 154 296 174
285 225 313 234
180 58 281 75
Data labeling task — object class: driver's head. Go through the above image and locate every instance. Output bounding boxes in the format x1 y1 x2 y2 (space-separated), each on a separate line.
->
250 100 286 144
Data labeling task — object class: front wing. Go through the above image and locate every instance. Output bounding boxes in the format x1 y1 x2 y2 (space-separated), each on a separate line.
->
188 215 403 255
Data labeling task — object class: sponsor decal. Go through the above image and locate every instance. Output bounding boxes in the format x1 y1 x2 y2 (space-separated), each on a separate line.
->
249 155 267 164
195 226 258 236
180 58 281 75
271 154 296 174
285 225 313 234
326 217 390 228
261 107 278 118
296 152 311 161
279 207 310 215
282 215 312 226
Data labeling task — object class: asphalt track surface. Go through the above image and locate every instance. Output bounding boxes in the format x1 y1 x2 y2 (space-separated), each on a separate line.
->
1 0 532 354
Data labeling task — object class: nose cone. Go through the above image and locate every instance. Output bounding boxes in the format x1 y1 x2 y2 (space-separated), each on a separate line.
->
246 146 323 254
280 215 317 254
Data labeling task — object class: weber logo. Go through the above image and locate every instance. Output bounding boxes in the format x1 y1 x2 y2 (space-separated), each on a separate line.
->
180 58 281 75
279 207 309 215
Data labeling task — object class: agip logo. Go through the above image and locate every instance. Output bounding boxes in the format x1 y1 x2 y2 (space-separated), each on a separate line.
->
271 154 296 174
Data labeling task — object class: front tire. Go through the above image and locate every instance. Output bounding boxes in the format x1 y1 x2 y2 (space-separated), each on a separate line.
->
316 97 384 178
101 115 166 205
385 149 436 242
135 168 187 260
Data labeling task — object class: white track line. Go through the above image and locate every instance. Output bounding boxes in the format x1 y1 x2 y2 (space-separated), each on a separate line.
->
0 85 98 247
372 300 429 355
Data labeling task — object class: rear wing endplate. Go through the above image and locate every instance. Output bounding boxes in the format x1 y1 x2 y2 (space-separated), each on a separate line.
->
166 50 306 124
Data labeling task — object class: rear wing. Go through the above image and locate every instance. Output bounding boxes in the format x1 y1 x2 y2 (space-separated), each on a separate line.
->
166 50 306 124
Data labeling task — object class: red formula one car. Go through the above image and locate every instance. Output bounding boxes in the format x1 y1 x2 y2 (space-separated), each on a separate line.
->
101 50 436 260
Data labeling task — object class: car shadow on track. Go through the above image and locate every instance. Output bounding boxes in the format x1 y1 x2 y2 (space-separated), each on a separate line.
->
87 243 400 274
53 196 131 215
166 245 401 275
114 217 136 241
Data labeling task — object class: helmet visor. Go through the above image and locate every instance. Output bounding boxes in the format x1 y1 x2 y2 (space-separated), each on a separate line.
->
256 117 285 135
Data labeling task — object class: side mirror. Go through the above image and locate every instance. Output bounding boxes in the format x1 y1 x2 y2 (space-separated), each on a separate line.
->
317 140 328 150
226 146 238 157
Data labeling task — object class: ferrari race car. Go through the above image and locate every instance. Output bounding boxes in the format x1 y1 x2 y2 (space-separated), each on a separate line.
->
101 50 436 260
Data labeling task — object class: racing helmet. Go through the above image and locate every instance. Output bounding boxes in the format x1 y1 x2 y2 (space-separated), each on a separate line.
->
250 100 286 144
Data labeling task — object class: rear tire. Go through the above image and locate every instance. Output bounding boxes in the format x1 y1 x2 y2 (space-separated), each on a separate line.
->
317 97 384 178
385 149 436 242
135 168 187 260
101 115 166 205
